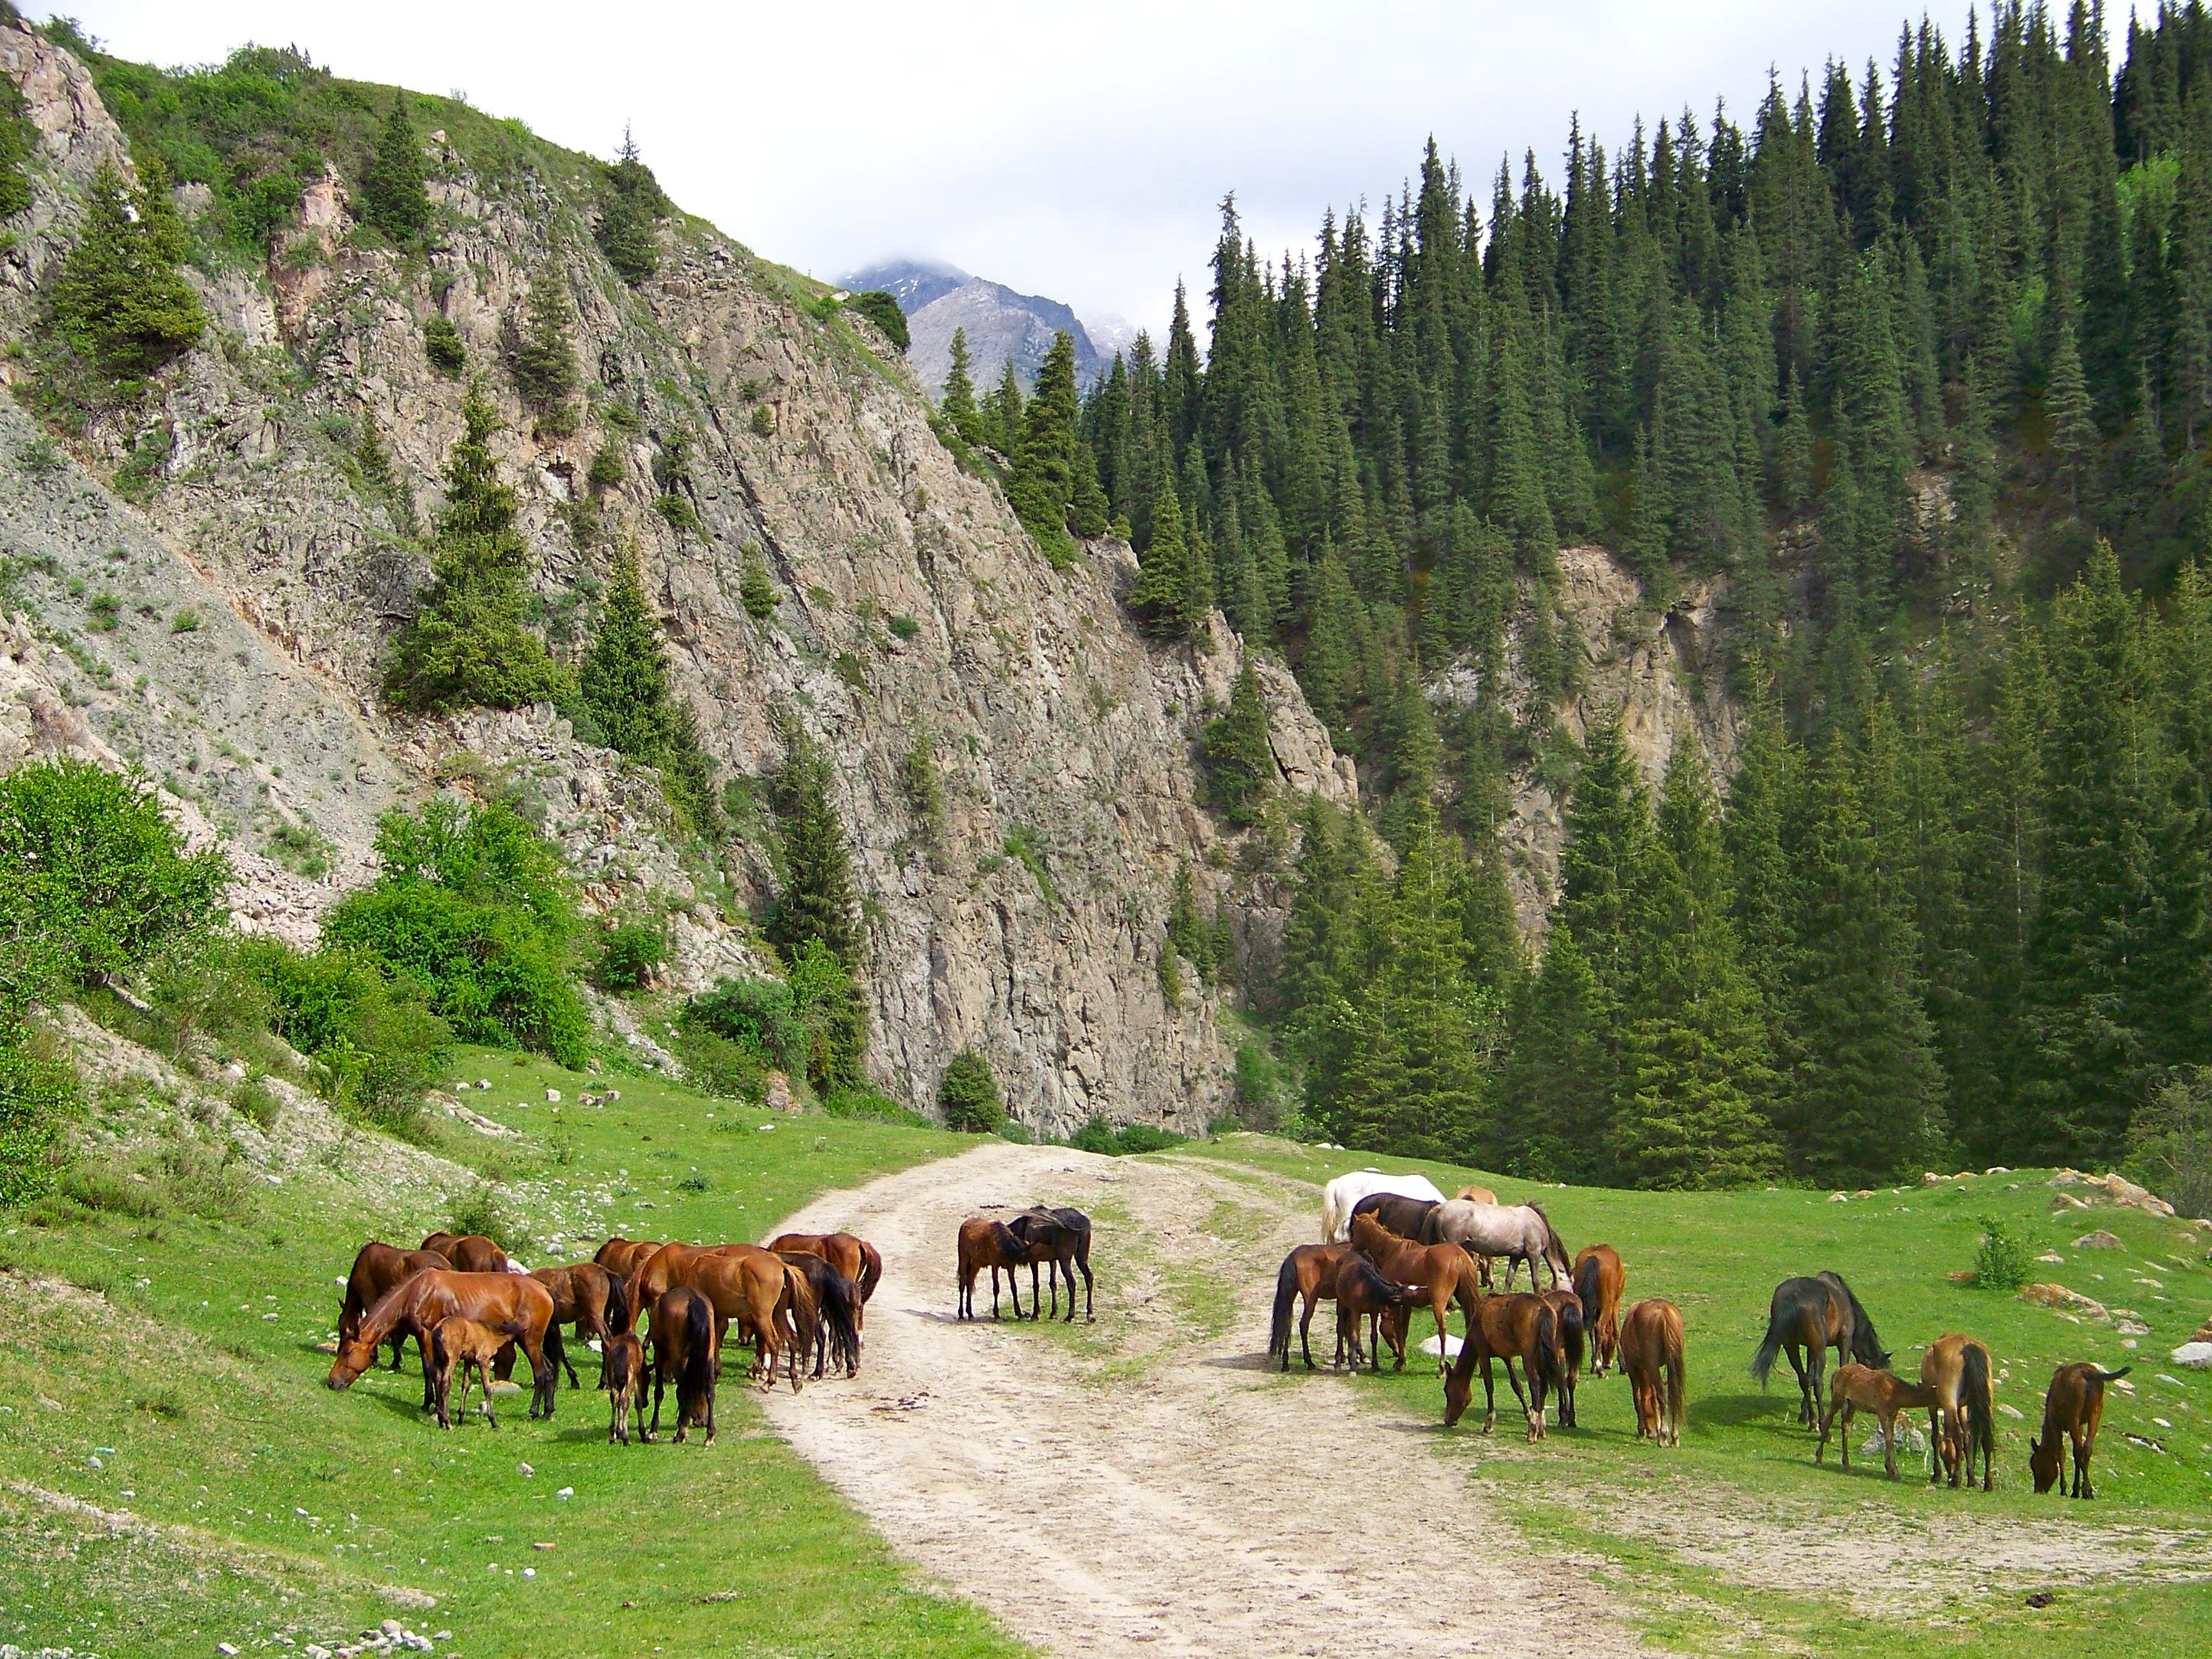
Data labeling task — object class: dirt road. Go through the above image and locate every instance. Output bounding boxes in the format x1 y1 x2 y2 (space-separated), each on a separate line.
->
761 1141 1634 1659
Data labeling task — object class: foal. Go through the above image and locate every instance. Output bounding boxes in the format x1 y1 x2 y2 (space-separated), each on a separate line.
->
431 1316 525 1429
603 1330 647 1446
1620 1298 1685 1447
1333 1254 1422 1372
1817 1364 1942 1480
2031 1363 2128 1498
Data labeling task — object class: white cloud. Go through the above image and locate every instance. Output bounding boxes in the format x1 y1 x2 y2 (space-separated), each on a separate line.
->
62 2 2085 337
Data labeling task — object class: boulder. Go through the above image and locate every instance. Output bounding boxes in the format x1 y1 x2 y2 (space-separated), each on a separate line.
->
2051 1194 2090 1211
2171 1342 2212 1370
764 1070 799 1115
2072 1230 2125 1250
2018 1283 2109 1321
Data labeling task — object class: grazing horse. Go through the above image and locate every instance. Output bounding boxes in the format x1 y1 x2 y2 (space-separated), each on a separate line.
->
956 1218 1032 1321
595 1238 662 1281
1349 1213 1483 1372
774 1251 863 1379
665 1249 808 1390
1620 1298 1686 1447
1442 1292 1562 1439
1321 1171 1445 1242
767 1232 884 1331
328 1271 557 1419
419 1232 511 1274
2031 1363 2128 1498
1333 1254 1423 1372
1921 1333 1996 1491
529 1263 627 1389
1573 1244 1626 1375
1751 1271 1889 1427
1454 1184 1498 1205
646 1285 719 1444
1006 1207 1095 1322
1817 1364 1942 1480
1268 1243 1349 1372
603 1329 647 1446
1425 1200 1573 1290
430 1316 525 1429
338 1243 451 1373
1349 1190 1442 1244
1539 1287 1587 1427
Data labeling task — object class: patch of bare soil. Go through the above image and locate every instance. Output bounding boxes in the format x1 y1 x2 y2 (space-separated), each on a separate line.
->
760 1142 1637 1659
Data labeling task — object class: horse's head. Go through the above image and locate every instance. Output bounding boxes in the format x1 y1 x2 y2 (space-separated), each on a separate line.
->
1443 1362 1472 1426
2028 1431 2062 1494
326 1336 377 1390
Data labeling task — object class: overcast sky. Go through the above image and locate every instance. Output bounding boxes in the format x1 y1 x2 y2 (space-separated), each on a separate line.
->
65 2 2084 338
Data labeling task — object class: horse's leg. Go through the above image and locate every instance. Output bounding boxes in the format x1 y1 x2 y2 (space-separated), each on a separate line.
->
524 1331 554 1420
1081 1251 1094 1321
549 1323 578 1390
1481 1356 1498 1434
1296 1292 1313 1372
1060 1250 1076 1323
648 1365 664 1442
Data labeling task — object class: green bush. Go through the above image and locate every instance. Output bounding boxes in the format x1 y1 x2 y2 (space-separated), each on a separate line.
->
848 290 909 352
683 974 801 1073
448 1182 531 1255
739 547 780 619
822 1088 928 1128
143 940 279 1063
0 73 35 221
241 940 452 1140
1068 1115 1186 1156
423 315 467 375
595 919 667 992
936 1048 1004 1133
670 1022 768 1101
1973 1215 2034 1291
0 1035 76 1208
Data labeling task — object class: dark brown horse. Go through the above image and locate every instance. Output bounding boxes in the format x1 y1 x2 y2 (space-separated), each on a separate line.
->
530 1262 628 1389
1621 1298 1686 1447
1006 1206 1095 1322
1349 1191 1441 1244
1539 1287 1587 1428
774 1251 863 1379
328 1271 557 1419
1333 1254 1424 1372
1350 1213 1483 1372
419 1232 511 1274
956 1218 1031 1321
1442 1292 1562 1439
767 1232 884 1331
646 1285 718 1444
2031 1363 2128 1498
1267 1242 1349 1371
338 1243 451 1372
1751 1271 1889 1426
603 1329 647 1445
1573 1244 1625 1375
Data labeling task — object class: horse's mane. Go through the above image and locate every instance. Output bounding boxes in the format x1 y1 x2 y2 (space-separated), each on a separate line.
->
1524 1200 1568 1262
1823 1270 1885 1357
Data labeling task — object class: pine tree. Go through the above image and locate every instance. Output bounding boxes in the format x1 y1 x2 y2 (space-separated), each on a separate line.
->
577 544 718 832
940 327 984 446
2046 315 2099 511
360 93 432 242
509 263 579 417
384 387 565 714
50 159 204 382
1007 331 1080 563
1200 660 1276 825
596 127 668 284
769 718 862 969
1130 482 1208 641
1495 921 1611 1180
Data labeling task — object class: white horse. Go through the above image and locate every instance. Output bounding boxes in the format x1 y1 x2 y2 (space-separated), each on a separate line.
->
1321 1170 1446 1241
1426 1199 1573 1289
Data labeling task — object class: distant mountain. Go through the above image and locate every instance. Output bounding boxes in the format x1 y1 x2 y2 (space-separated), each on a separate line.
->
840 259 1113 397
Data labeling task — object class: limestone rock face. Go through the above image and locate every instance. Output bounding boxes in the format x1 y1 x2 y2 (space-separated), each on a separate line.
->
0 31 1350 1136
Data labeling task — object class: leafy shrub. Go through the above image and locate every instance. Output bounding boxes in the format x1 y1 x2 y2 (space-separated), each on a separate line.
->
61 1161 163 1219
0 72 34 220
1973 1215 2033 1291
1068 1115 1186 1156
848 289 909 351
143 940 279 1063
668 1022 767 1102
995 1118 1034 1144
242 940 452 1140
2128 1066 2212 1220
595 919 667 993
750 404 775 439
823 1088 928 1128
230 1075 282 1130
936 1048 1003 1133
586 436 626 492
739 547 779 619
886 613 920 641
88 592 120 631
0 1036 76 1208
423 315 467 375
682 975 801 1073
447 1182 532 1255
170 608 201 632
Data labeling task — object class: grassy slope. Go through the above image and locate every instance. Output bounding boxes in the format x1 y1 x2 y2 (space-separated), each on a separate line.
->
0 1048 1028 1659
1168 1136 2212 1656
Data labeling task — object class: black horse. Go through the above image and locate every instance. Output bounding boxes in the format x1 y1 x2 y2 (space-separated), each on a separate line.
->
1349 1191 1440 1243
1006 1206 1094 1322
1752 1270 1891 1426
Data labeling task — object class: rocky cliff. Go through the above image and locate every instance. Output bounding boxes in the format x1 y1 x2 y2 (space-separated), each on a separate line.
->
0 19 1353 1136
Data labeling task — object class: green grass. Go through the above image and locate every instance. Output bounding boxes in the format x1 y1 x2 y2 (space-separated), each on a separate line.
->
1166 1134 2212 1653
0 1047 1029 1659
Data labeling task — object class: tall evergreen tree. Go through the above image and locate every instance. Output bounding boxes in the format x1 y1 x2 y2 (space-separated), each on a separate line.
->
1008 331 1081 562
769 717 863 970
50 159 204 381
361 92 432 242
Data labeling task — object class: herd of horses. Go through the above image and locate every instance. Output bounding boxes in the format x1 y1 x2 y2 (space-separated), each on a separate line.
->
325 1226 882 1445
1281 1170 2128 1496
320 1168 2130 1500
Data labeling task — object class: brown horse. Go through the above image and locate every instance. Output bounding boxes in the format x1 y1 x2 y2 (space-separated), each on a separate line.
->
1442 1292 1561 1439
1453 1184 1498 1205
767 1232 884 1331
419 1232 511 1274
1006 1207 1095 1322
430 1316 526 1429
338 1243 452 1372
956 1218 1031 1321
1817 1364 1943 1480
643 1245 806 1389
1350 1213 1483 1372
1333 1254 1423 1372
603 1329 648 1446
595 1238 662 1281
328 1271 557 1419
1751 1272 1890 1427
1620 1298 1686 1447
1539 1287 1587 1427
646 1285 719 1444
1267 1242 1349 1371
530 1262 628 1389
1573 1244 1626 1375
2031 1363 2128 1498
1921 1333 1996 1491
774 1251 863 1379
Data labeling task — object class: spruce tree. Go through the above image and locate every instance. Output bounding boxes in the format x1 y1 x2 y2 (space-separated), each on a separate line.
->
1495 921 1610 1181
384 387 565 713
360 93 432 242
769 718 862 969
577 544 718 832
940 328 984 445
50 159 204 382
508 263 579 417
596 127 669 284
1200 660 1275 825
1130 482 1202 639
1008 331 1079 563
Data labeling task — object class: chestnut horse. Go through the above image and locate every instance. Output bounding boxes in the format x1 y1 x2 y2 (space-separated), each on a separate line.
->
338 1243 451 1373
767 1232 884 1331
603 1330 648 1446
1333 1254 1423 1372
2031 1363 2128 1498
420 1232 511 1274
1350 1213 1483 1372
646 1285 719 1444
430 1316 526 1429
595 1238 662 1281
530 1262 628 1388
1817 1364 1942 1480
1620 1298 1685 1447
1442 1292 1562 1439
1921 1332 1995 1491
1573 1244 1626 1375
1453 1184 1498 1205
328 1271 556 1418
1267 1242 1349 1371
640 1244 807 1389
956 1218 1031 1321
774 1251 863 1379
1751 1271 1890 1427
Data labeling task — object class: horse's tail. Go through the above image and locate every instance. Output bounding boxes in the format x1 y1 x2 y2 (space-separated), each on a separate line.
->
2090 1365 2133 1384
1667 1323 1687 1436
1534 1302 1560 1401
678 1292 715 1418
857 1240 884 1303
1575 1253 1602 1326
603 1270 631 1336
1751 1302 1786 1388
1321 1187 1342 1243
814 1267 862 1374
1962 1341 1995 1473
1269 1253 1300 1359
